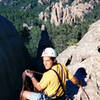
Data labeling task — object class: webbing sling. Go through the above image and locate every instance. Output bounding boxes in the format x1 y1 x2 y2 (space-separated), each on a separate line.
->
51 65 65 98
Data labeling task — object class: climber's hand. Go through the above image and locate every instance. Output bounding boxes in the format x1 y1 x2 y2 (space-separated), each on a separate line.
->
25 69 33 78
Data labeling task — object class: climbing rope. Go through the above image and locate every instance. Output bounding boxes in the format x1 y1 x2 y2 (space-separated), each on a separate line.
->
20 71 26 100
20 70 43 100
20 69 90 100
80 86 90 100
29 70 43 75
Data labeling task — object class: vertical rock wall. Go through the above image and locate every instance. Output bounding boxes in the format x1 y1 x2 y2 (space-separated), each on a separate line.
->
0 16 27 100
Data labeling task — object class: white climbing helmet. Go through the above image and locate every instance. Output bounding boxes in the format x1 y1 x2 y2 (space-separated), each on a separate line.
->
41 47 57 57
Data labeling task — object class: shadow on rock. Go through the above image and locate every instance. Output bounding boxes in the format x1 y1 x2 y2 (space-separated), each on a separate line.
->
66 67 87 99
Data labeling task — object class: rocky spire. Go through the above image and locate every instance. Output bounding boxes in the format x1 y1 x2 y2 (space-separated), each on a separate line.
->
36 25 53 72
39 0 99 26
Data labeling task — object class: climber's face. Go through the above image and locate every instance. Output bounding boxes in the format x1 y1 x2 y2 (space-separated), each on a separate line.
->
43 56 54 70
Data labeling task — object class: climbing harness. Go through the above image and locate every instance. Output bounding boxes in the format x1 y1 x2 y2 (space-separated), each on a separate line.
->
20 64 69 100
39 64 66 100
50 64 66 100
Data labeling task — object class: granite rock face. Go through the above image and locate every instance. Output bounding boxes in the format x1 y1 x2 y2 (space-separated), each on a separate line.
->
57 20 100 99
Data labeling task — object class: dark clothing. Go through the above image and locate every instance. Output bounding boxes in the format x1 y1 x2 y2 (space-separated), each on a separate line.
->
52 94 66 100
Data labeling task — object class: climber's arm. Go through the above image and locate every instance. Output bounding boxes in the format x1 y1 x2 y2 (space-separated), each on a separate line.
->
71 76 82 87
25 70 43 91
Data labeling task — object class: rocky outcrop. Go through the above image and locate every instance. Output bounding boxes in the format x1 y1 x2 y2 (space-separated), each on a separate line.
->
57 20 100 99
36 25 53 72
23 23 33 30
38 0 50 5
39 0 99 26
21 4 33 11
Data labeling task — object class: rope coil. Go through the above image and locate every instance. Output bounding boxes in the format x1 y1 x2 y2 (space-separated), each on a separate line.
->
20 70 43 100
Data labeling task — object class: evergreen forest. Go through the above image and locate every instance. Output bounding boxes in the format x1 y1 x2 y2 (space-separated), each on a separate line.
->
0 0 100 58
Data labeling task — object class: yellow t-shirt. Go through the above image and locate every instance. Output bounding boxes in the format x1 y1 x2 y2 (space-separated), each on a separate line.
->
38 64 73 98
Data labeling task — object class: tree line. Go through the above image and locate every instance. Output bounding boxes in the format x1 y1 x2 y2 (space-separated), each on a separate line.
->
0 1 100 58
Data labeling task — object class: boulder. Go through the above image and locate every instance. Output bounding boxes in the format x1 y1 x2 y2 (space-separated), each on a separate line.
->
57 20 100 99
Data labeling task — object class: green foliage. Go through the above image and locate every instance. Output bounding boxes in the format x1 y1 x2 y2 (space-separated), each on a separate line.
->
0 9 35 32
25 26 41 57
0 1 100 58
84 2 100 24
68 0 74 6
67 39 77 46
